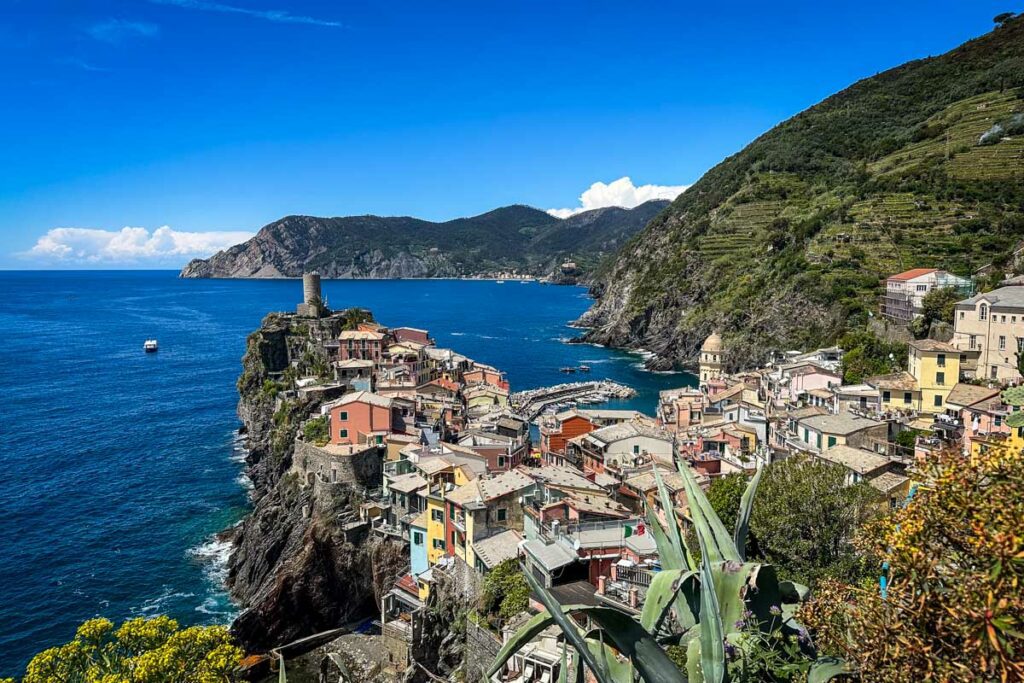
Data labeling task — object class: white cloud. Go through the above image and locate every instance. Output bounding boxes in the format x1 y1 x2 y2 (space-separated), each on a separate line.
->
87 19 161 43
148 0 342 27
547 176 689 218
24 226 253 265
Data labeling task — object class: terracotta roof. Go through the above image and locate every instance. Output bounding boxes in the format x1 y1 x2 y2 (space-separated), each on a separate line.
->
869 471 909 494
888 268 936 281
326 390 393 409
472 530 522 569
800 413 883 436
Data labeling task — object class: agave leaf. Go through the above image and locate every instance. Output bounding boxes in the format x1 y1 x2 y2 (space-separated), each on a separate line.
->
487 604 591 677
676 460 739 563
640 569 700 634
685 636 702 682
523 571 615 683
327 653 352 683
277 652 287 683
733 466 764 560
807 656 853 682
584 608 688 683
585 631 634 682
645 495 683 571
558 641 568 683
695 534 726 683
654 467 695 570
779 580 810 603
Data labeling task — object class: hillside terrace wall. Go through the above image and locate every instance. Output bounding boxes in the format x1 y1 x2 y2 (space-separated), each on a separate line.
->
292 438 385 488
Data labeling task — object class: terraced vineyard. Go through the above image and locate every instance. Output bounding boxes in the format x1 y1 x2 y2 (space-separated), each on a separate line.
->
584 17 1024 368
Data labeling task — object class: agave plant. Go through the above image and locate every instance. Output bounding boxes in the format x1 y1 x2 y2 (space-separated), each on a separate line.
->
488 461 853 682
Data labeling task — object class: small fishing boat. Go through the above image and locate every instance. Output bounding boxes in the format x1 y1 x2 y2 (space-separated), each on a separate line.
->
495 280 506 284
143 339 158 353
578 364 591 372
559 366 576 373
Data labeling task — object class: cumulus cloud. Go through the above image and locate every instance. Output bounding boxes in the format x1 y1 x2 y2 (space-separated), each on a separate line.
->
547 176 689 218
24 226 253 265
87 19 161 43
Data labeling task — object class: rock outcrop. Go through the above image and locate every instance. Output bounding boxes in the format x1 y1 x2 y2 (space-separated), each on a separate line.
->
227 310 406 653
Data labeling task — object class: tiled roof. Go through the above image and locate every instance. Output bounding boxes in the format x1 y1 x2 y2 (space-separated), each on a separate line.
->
472 529 523 569
799 412 883 436
525 465 605 492
389 472 428 494
866 371 919 392
477 469 535 500
585 421 673 445
909 339 958 353
888 268 936 281
326 390 393 409
523 539 576 571
957 286 1024 310
869 471 909 494
817 445 890 474
945 383 1000 409
339 330 386 340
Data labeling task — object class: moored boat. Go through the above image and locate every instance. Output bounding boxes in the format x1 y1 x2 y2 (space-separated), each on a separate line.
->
143 339 158 353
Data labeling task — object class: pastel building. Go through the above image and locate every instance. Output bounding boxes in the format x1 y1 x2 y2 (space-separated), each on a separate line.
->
881 268 971 323
324 391 403 445
952 286 1024 382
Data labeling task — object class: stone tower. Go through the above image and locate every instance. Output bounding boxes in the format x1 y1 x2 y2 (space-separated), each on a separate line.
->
297 272 323 316
699 331 726 386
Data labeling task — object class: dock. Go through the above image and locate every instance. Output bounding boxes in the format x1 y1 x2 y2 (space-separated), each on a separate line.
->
511 380 637 421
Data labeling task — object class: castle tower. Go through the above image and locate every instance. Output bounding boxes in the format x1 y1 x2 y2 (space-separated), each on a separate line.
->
297 272 323 316
302 272 322 305
699 331 726 387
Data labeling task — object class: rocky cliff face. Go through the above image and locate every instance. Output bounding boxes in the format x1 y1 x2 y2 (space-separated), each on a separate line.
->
228 311 406 653
180 202 669 281
579 19 1024 370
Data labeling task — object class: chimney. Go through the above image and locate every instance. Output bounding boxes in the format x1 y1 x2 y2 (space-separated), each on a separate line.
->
597 575 606 595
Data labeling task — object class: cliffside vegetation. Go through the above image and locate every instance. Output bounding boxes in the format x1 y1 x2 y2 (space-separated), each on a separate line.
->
582 15 1024 369
181 201 668 281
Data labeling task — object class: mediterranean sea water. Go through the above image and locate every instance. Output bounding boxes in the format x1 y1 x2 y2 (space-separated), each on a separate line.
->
0 271 693 675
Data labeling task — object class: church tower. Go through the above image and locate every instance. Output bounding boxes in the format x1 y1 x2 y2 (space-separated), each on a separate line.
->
699 331 726 387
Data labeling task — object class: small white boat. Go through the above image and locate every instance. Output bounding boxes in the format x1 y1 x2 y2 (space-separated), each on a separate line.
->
143 339 158 353
495 279 506 284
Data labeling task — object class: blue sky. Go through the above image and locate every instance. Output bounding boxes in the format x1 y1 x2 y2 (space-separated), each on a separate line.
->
0 1 1016 268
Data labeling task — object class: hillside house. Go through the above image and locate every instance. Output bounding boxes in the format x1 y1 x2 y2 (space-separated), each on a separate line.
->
952 286 1024 382
882 268 971 323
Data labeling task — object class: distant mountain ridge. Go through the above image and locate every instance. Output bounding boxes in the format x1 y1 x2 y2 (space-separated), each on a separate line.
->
179 201 668 280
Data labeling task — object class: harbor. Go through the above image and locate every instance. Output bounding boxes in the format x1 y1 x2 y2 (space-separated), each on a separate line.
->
510 380 637 421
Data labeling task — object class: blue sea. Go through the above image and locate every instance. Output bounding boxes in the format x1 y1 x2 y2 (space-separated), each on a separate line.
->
0 271 693 675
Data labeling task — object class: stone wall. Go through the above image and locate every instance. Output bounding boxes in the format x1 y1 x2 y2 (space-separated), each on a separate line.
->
464 619 502 682
293 439 385 488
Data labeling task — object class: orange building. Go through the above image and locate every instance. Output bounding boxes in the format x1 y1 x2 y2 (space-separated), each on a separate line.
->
464 366 510 391
325 391 396 445
539 410 597 465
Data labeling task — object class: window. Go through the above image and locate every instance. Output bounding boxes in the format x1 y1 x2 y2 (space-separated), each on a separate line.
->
916 284 927 292
816 433 822 449
431 509 444 522
413 532 423 545
451 531 456 546
497 508 507 522
339 411 348 421
934 395 942 407
827 436 837 448
936 371 945 386
937 354 945 367
980 304 988 320
633 445 640 455
449 503 456 516
903 393 912 405
339 428 348 439
992 366 999 380
960 311 965 320
995 415 1002 427
999 336 1006 351
883 390 891 403
497 456 506 468
970 335 977 350
432 539 445 550
1002 315 1007 323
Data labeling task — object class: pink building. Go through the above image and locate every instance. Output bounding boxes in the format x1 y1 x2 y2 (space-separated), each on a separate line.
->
338 330 387 362
770 361 841 405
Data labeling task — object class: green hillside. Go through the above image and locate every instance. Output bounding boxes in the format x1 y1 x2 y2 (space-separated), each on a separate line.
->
583 15 1024 369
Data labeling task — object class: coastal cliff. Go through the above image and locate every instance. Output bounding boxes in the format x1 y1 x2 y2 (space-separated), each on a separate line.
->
579 18 1024 370
179 201 668 282
227 310 406 653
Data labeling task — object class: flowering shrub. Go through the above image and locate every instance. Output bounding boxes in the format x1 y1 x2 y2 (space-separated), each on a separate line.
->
11 616 242 683
801 444 1024 682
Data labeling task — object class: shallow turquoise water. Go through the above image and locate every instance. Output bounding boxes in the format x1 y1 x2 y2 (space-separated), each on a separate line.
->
0 271 693 674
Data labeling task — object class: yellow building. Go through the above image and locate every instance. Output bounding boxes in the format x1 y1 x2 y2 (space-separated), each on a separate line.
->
908 339 960 414
869 339 960 414
425 491 447 565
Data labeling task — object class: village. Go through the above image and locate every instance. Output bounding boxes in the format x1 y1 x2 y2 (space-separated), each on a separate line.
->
274 269 1024 680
